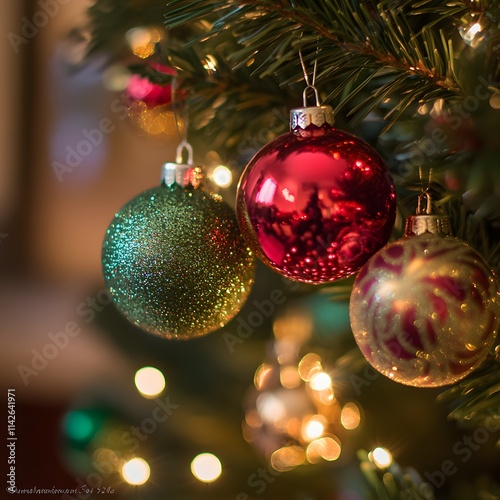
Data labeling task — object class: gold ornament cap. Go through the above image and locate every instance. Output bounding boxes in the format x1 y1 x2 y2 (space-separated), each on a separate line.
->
290 85 335 132
404 191 451 237
162 141 204 189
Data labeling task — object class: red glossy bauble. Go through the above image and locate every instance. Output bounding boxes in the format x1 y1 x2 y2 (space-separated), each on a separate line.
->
237 119 397 284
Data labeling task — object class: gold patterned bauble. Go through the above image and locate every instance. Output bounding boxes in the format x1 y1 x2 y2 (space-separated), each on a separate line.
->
350 231 499 387
102 162 255 340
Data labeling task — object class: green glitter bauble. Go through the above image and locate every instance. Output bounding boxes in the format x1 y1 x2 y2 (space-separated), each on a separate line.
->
102 183 255 340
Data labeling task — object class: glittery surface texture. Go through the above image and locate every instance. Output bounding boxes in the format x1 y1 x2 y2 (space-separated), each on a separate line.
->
102 184 255 340
237 126 396 284
350 233 499 387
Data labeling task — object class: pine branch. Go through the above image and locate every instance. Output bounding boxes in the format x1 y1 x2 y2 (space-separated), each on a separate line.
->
391 0 474 26
164 38 292 155
88 0 500 149
87 0 171 57
165 0 464 130
406 0 500 18
86 0 500 180
395 0 500 78
437 356 500 437
358 449 435 500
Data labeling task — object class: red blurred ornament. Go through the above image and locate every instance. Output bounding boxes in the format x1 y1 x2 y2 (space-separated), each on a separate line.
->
428 113 482 153
126 63 176 107
237 99 396 284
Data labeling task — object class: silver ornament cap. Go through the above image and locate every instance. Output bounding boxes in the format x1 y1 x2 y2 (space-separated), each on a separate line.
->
290 85 335 133
290 105 335 131
161 141 204 189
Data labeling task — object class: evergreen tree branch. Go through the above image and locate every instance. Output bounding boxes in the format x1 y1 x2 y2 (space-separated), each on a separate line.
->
164 38 293 155
87 1 171 57
437 356 500 436
407 0 500 18
394 0 500 79
165 0 464 131
358 449 435 500
88 0 490 142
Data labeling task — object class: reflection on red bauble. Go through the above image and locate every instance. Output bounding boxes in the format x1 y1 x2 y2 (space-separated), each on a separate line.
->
237 122 397 284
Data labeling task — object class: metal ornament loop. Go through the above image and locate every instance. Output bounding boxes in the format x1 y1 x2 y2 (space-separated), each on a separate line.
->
175 140 194 165
417 191 432 215
302 85 321 107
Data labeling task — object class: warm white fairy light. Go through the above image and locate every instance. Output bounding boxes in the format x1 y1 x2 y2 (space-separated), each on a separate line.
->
121 457 150 485
340 402 361 430
302 417 325 441
370 447 393 469
191 453 222 483
203 54 218 73
459 16 485 47
309 372 332 391
212 165 232 188
134 366 166 398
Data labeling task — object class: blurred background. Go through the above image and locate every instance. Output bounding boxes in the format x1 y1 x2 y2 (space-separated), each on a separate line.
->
1 1 499 499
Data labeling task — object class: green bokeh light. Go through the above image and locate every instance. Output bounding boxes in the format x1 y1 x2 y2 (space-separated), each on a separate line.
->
63 410 95 443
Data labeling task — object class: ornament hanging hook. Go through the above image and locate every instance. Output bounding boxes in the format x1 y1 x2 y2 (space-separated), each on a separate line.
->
298 48 317 88
416 166 433 214
418 165 433 191
298 48 320 107
171 75 189 146
171 75 194 166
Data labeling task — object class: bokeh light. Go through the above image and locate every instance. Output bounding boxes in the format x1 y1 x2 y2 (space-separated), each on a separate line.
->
459 21 483 47
256 393 286 424
202 54 218 73
212 165 232 188
134 366 166 398
125 26 163 58
271 446 306 472
340 402 361 430
254 363 274 390
309 372 332 391
273 311 313 344
93 448 119 471
244 348 364 471
121 457 151 485
370 447 393 468
298 353 323 381
63 410 95 442
490 93 500 110
302 415 326 441
191 453 222 483
280 365 301 389
306 436 342 463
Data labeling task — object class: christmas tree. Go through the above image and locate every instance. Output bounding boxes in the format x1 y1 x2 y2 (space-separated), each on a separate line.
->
61 1 500 498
